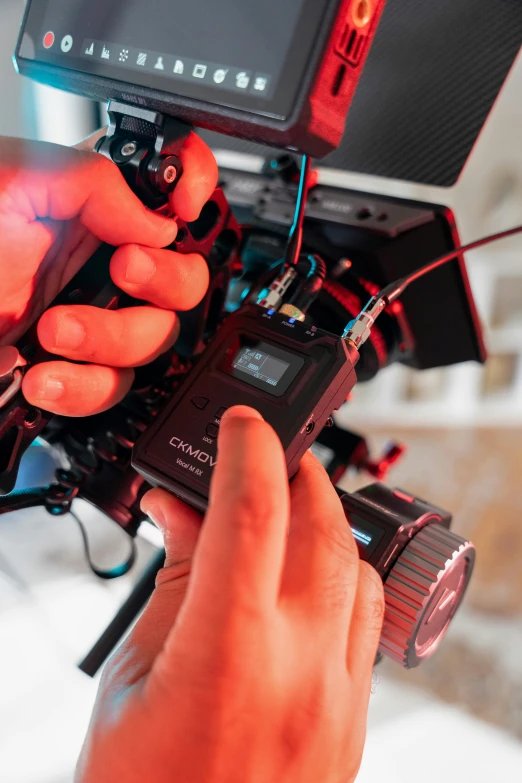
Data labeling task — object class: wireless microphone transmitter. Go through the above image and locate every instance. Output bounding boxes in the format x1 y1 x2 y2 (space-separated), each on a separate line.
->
132 305 359 511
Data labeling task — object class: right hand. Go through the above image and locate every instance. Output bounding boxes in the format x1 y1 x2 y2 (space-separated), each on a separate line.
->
77 406 385 783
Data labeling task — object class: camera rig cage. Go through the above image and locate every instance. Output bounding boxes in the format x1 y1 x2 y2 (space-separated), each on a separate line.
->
0 135 483 673
3 0 519 674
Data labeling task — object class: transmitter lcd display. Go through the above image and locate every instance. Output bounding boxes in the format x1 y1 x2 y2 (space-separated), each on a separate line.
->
233 347 290 388
18 0 331 119
220 338 305 398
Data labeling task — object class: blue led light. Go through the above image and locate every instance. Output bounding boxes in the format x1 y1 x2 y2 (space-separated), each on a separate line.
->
267 309 275 316
289 318 296 324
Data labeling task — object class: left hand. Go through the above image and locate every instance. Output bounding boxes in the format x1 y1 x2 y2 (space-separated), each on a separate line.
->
0 130 217 416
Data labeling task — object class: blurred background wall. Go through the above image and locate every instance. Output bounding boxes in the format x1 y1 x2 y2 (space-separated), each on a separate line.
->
0 2 521 781
333 46 522 428
1 0 95 143
1 0 29 137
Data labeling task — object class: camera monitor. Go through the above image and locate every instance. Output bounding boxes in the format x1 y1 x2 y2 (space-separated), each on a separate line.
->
15 0 386 158
200 0 522 186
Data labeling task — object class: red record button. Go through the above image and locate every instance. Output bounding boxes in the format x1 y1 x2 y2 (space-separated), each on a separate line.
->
43 31 55 49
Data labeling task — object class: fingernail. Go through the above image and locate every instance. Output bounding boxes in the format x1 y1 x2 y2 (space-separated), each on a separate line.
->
143 504 167 531
125 248 156 285
221 406 264 423
55 315 85 350
35 376 65 402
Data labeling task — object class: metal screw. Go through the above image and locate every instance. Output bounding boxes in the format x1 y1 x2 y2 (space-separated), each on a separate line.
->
163 165 178 184
121 141 138 157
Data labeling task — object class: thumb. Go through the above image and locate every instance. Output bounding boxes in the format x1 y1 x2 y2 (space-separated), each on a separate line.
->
106 490 202 684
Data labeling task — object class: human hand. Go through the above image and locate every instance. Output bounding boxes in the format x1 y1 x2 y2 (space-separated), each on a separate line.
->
0 131 217 416
77 406 384 783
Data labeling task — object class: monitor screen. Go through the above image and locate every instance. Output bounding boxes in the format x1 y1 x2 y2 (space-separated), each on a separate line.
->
18 0 332 119
198 0 522 185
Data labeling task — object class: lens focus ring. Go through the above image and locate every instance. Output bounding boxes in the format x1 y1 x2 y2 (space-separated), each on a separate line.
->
379 523 475 668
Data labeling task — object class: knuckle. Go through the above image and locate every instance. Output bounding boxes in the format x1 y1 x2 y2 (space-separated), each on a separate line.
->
92 151 117 178
151 578 191 621
103 309 127 353
155 562 192 591
296 485 358 565
281 680 328 755
228 485 280 535
280 676 346 765
81 151 118 192
321 515 359 563
320 573 357 613
367 595 386 633
305 451 331 479
99 645 128 691
360 561 385 597
303 516 361 612
358 564 385 629
369 592 386 629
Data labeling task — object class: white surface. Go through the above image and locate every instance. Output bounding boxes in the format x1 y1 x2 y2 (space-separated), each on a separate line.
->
359 681 522 783
0 502 152 783
0 573 102 783
0 1 32 138
1 505 521 783
31 83 96 146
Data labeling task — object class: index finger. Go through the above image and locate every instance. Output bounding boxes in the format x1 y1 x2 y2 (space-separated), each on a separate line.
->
75 127 218 223
170 132 218 222
186 407 290 616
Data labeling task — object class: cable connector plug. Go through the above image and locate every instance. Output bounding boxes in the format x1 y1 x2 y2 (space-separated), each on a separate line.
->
0 346 28 410
258 266 297 311
342 223 522 352
342 296 388 350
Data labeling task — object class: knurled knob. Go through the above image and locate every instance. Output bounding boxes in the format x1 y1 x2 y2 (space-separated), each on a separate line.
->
379 523 475 668
0 346 27 381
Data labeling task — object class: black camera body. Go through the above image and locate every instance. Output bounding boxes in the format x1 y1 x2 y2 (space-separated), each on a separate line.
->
0 0 491 672
15 0 386 157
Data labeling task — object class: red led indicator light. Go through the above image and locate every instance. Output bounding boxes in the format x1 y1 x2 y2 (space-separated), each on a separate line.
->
43 31 55 49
